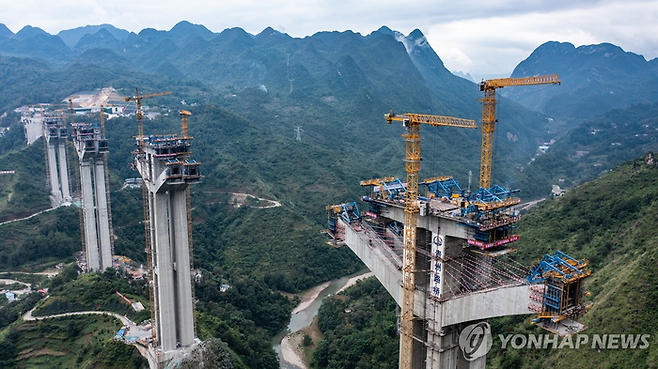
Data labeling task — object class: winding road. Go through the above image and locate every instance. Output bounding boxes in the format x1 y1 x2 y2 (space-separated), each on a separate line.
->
0 206 60 227
22 301 152 359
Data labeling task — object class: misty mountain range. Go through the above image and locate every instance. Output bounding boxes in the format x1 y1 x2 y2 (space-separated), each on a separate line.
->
0 20 657 197
3 20 658 121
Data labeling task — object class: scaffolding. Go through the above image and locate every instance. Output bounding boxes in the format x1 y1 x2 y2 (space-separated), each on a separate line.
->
527 250 592 335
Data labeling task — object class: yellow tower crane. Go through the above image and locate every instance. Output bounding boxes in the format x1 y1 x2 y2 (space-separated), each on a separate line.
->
124 88 172 345
178 108 199 335
125 89 173 151
385 112 477 369
478 74 560 189
180 110 192 137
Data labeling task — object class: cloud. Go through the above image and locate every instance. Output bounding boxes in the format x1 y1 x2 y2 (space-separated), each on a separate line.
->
426 0 658 76
433 46 473 73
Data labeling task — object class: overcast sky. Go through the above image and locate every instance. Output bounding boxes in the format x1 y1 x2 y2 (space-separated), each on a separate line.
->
1 0 656 80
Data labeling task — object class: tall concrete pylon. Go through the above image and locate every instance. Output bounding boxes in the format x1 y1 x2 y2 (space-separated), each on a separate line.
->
72 122 113 272
134 130 201 364
43 116 71 204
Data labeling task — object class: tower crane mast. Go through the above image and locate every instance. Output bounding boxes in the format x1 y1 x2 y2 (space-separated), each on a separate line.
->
124 88 172 345
180 110 192 137
478 74 560 189
385 112 477 369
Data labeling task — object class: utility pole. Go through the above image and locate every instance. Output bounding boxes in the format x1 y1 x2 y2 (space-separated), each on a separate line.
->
295 126 303 141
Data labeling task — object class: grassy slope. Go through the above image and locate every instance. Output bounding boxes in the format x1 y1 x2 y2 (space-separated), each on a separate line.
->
0 137 50 222
0 206 80 271
489 156 658 368
7 315 146 369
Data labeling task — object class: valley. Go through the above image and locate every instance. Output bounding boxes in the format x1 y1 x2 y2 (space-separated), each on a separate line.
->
0 18 656 369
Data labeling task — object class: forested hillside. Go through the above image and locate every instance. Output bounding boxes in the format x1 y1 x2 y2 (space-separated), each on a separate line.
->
0 21 558 188
520 101 658 198
0 22 561 284
488 154 658 368
313 277 398 369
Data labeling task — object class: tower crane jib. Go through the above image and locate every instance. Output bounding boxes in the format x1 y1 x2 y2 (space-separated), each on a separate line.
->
478 74 560 189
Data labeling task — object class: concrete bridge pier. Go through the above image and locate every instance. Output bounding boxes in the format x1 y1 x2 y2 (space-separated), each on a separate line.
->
337 205 533 369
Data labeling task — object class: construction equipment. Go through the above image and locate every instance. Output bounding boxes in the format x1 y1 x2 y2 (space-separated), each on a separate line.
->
385 111 477 369
125 89 172 149
68 99 86 269
180 110 192 137
478 74 560 189
179 109 199 336
422 176 462 199
124 88 172 346
527 250 592 335
360 176 406 201
100 105 115 260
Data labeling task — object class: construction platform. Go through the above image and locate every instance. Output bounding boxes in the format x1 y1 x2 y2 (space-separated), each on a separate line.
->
327 177 592 368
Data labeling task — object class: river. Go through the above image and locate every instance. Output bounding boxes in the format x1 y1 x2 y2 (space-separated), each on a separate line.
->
273 271 373 369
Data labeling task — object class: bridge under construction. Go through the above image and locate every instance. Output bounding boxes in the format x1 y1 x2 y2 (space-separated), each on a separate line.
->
42 114 71 205
325 75 591 369
128 90 201 368
71 107 114 272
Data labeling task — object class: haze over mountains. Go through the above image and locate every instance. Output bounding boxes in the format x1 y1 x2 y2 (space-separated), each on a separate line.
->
0 19 657 369
2 21 658 118
505 41 658 121
0 20 657 199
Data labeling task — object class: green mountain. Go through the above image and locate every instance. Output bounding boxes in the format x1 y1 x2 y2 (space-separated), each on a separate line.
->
0 26 71 63
521 100 658 198
503 41 658 123
486 41 658 199
0 23 553 187
0 24 13 38
3 22 656 369
488 153 658 368
57 24 132 48
313 277 398 369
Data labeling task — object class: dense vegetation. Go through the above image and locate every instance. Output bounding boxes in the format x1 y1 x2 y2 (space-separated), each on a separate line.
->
0 134 51 222
488 155 658 368
33 267 151 323
0 262 293 368
0 315 147 368
520 101 658 199
0 206 79 270
312 277 398 369
0 292 42 330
